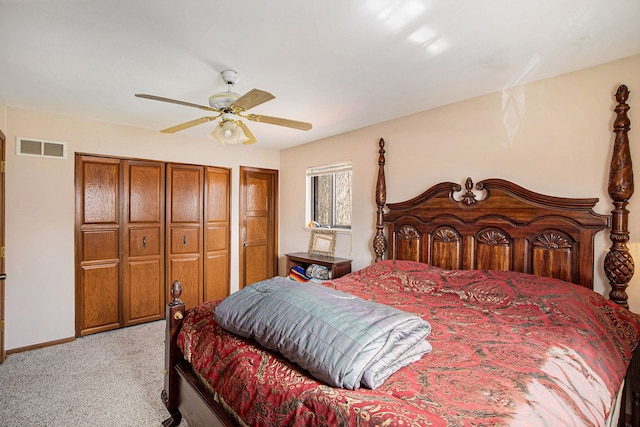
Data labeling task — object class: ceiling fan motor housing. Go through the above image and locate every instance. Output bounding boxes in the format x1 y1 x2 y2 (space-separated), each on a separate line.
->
220 70 240 85
209 92 240 110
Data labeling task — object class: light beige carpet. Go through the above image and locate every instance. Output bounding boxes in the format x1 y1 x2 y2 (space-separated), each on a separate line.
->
0 320 187 426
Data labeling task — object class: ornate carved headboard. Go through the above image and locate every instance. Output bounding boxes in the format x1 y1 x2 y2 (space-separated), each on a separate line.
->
373 85 634 305
383 177 609 289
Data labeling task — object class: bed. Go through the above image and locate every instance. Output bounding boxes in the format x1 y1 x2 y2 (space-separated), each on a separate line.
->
161 84 640 427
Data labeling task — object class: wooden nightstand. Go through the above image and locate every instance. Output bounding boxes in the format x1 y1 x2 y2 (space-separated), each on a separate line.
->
285 252 352 279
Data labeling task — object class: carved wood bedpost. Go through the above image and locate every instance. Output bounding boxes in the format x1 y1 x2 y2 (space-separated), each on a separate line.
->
605 85 635 308
162 280 185 427
374 138 387 262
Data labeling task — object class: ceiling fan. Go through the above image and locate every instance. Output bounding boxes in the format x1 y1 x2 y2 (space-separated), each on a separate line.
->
135 70 312 145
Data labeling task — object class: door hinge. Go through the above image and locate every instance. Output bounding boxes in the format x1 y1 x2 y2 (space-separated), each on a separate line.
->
0 247 4 258
0 161 5 173
0 320 4 333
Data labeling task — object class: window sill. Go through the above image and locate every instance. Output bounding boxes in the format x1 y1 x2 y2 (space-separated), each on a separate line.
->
303 226 352 235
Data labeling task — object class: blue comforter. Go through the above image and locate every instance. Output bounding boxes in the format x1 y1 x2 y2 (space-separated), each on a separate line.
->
214 276 432 390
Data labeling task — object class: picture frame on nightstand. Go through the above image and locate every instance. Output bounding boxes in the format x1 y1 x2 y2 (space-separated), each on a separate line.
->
308 229 336 256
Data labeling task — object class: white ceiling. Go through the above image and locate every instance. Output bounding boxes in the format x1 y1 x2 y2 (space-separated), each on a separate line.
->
1 1 639 150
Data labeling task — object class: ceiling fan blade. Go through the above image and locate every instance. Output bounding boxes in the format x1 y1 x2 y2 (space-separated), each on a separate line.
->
238 121 257 145
246 113 312 131
231 89 275 112
161 116 218 133
136 94 219 112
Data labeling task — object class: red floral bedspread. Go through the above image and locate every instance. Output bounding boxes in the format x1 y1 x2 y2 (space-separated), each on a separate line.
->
177 260 640 426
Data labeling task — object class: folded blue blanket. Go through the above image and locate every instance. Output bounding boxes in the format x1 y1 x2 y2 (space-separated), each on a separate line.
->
214 276 432 389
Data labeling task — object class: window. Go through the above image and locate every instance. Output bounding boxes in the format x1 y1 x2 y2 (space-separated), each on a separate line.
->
307 161 352 229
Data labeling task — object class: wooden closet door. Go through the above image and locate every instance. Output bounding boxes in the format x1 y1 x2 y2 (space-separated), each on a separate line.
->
75 155 121 336
240 167 278 288
166 164 203 310
204 166 230 301
122 160 165 326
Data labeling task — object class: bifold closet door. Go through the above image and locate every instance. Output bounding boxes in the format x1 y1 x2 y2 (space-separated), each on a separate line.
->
166 163 203 310
75 155 121 336
122 160 165 326
76 156 166 335
77 157 230 334
204 166 231 301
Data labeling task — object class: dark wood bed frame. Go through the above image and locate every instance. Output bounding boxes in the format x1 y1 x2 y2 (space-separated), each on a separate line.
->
162 84 637 427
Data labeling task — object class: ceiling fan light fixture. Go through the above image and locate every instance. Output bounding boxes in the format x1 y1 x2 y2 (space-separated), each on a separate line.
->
208 119 251 145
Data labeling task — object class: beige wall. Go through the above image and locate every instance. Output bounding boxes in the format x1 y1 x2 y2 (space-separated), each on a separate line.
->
280 54 640 311
4 54 640 350
0 98 6 130
4 109 279 349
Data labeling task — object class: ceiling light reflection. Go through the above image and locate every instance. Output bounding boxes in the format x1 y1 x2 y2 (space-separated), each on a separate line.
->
408 25 450 55
408 26 436 44
365 0 427 32
365 0 447 55
425 38 450 55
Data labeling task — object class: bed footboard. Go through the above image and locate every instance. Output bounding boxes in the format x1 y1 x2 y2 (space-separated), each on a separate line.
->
162 280 235 427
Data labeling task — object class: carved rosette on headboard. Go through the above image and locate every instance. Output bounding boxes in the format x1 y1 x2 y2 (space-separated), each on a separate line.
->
605 85 635 307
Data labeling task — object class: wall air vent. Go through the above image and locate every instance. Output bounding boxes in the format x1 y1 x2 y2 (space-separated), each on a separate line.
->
17 137 67 159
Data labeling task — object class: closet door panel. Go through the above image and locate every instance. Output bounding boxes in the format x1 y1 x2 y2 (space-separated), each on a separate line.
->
170 228 200 254
166 164 203 308
82 161 119 224
129 165 163 223
204 252 228 301
128 228 161 257
170 167 202 223
206 224 228 251
123 160 165 326
127 259 162 321
169 257 201 309
206 168 230 221
82 230 119 261
204 167 230 300
80 263 119 332
75 155 121 336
